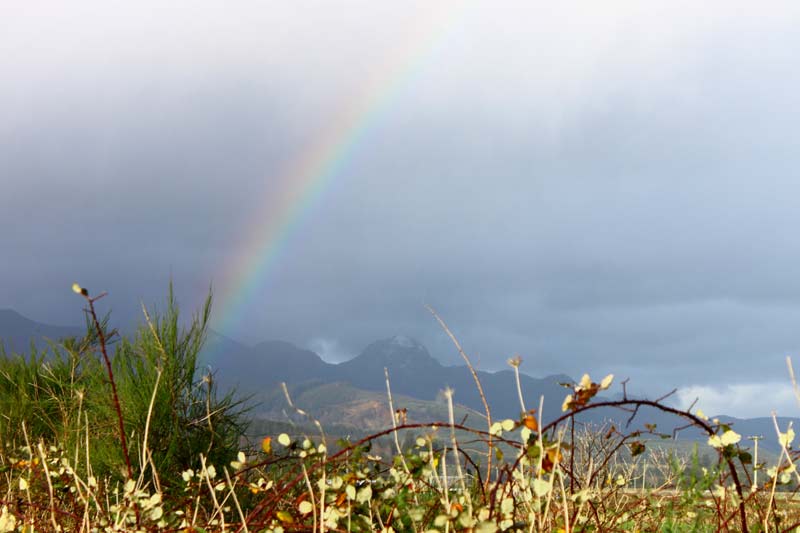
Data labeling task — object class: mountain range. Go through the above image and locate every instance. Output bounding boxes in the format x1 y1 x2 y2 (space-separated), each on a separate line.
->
200 332 573 422
1 309 796 450
0 309 85 354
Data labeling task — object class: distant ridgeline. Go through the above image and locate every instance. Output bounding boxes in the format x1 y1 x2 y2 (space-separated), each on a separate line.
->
2 310 795 451
0 309 84 354
198 333 798 449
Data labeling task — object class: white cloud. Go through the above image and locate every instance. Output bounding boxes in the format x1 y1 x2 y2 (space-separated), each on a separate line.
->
307 338 353 364
677 382 799 419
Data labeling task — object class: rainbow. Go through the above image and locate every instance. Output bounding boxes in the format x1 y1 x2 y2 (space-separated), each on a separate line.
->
213 5 472 344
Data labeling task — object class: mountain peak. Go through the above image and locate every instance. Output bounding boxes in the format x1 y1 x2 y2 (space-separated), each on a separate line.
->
346 336 440 371
388 335 424 350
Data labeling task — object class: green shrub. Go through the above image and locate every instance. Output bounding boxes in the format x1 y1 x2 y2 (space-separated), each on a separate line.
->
0 285 248 484
0 332 101 452
110 286 248 479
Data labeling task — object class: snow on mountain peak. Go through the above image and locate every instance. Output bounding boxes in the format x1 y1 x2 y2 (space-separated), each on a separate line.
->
390 335 422 349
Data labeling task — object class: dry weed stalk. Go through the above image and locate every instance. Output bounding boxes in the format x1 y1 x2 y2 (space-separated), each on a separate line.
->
426 305 494 490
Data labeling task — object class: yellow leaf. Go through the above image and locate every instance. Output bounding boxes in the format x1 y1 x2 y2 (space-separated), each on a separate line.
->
276 510 294 524
720 430 741 447
779 428 795 448
546 447 562 464
561 394 573 412
72 283 89 296
0 505 17 532
261 436 272 454
532 478 550 497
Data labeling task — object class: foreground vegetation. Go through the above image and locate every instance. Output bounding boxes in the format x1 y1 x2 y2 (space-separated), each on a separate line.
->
1 286 800 532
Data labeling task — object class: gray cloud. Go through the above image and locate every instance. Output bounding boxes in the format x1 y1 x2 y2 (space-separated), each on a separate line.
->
3 1 800 416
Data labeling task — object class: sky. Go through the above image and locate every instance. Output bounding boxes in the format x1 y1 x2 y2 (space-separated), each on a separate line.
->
3 1 800 418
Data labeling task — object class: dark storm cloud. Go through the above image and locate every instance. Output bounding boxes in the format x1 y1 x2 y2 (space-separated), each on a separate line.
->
3 1 800 416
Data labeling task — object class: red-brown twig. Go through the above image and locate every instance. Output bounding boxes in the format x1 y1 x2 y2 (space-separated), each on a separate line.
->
74 285 139 527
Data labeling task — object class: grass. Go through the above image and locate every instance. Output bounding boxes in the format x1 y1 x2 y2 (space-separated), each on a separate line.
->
2 286 800 532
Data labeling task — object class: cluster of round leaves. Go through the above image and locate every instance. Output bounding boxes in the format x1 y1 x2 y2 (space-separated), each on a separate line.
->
561 373 614 412
246 430 574 533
